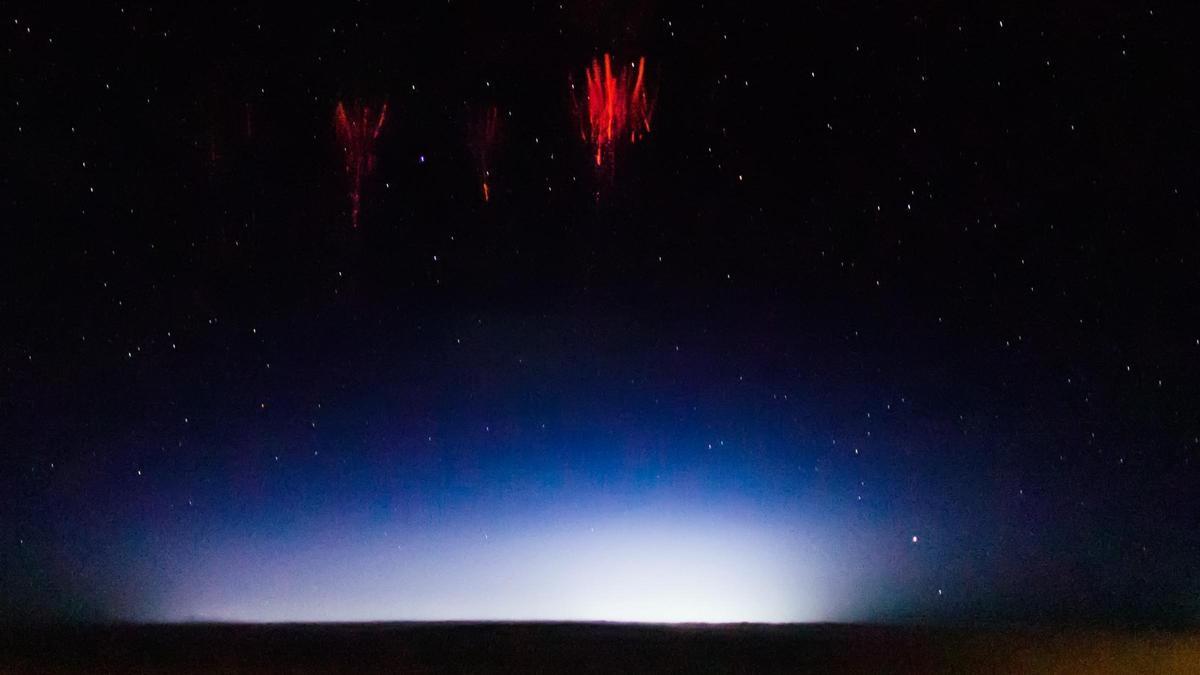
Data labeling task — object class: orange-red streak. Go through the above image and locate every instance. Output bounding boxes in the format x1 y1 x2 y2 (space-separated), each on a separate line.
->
334 101 388 228
577 54 653 167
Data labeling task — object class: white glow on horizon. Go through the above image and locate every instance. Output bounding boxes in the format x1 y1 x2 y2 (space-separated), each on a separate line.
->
170 514 827 624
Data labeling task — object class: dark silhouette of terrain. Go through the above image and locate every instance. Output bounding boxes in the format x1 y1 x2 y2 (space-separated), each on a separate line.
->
2 621 1198 673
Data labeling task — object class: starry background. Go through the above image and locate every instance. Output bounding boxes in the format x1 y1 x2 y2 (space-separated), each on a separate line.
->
3 2 1199 626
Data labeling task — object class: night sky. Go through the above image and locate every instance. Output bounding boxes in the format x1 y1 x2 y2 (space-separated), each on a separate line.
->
4 3 1199 626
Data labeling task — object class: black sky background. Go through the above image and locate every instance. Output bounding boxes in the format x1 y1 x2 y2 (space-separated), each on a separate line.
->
3 2 1200 625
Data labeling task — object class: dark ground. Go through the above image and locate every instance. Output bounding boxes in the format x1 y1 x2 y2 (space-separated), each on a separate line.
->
1 622 1197 674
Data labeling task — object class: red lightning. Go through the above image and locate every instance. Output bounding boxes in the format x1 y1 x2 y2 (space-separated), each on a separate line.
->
468 105 501 203
572 54 655 169
334 100 388 228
